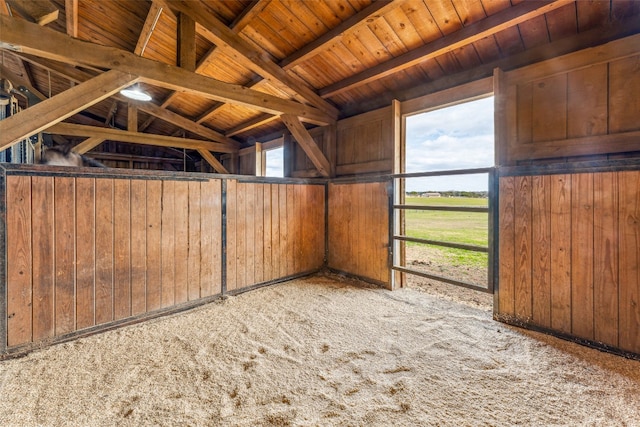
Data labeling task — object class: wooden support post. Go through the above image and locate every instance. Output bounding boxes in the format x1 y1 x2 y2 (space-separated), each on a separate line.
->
392 99 405 290
128 103 138 132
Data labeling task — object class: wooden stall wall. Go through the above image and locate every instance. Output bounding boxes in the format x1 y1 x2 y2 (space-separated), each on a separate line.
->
3 172 223 351
497 34 640 166
289 127 333 178
225 180 325 293
327 180 391 288
1 166 327 357
497 169 640 356
335 107 393 176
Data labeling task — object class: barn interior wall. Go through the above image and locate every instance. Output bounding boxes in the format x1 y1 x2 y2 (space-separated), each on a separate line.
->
0 167 326 356
494 33 640 357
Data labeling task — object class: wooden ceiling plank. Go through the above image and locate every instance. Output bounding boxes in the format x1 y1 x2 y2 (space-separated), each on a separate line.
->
319 0 574 98
280 114 330 178
0 14 334 125
46 122 237 154
64 0 78 38
73 136 105 154
197 148 229 174
134 1 163 56
168 0 338 119
6 0 58 25
139 0 269 132
0 70 137 151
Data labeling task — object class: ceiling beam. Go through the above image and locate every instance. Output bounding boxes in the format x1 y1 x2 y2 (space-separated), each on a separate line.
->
64 0 77 37
280 114 330 178
178 12 196 71
6 0 58 25
0 14 334 125
197 149 228 174
319 0 575 98
134 2 163 56
0 70 137 151
72 136 105 154
46 122 237 154
138 0 270 132
167 0 338 119
192 0 395 133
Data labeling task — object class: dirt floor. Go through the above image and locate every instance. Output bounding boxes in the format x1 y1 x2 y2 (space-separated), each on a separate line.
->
1 272 639 426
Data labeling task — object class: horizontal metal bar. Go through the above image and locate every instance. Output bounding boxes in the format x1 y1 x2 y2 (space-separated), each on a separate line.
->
392 167 494 179
392 265 491 293
394 235 488 253
394 204 488 213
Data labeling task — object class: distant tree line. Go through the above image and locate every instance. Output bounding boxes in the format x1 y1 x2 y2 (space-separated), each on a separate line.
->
406 191 488 198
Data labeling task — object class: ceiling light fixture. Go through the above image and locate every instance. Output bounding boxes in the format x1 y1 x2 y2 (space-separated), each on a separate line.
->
120 84 152 102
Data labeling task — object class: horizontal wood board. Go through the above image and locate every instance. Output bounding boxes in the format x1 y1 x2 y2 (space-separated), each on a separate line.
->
497 170 640 355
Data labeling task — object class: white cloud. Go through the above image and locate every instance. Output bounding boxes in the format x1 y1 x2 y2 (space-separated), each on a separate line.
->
265 147 284 177
405 97 494 191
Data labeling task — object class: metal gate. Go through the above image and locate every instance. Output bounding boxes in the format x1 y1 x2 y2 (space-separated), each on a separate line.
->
392 167 496 293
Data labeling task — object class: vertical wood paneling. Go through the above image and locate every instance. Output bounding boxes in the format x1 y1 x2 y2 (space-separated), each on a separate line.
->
236 183 247 288
113 179 131 321
226 179 237 292
245 183 256 287
279 185 288 278
187 181 201 301
31 176 55 340
571 173 594 340
498 177 515 316
54 177 76 335
550 174 572 333
75 178 95 329
255 184 265 283
200 179 221 296
516 83 533 144
532 176 551 328
174 181 189 304
161 181 175 308
6 176 32 346
619 171 640 354
130 180 147 316
514 176 532 319
567 65 608 138
532 74 567 142
263 184 273 282
145 180 162 312
286 185 295 276
270 184 281 280
94 179 114 325
593 172 619 346
609 55 640 134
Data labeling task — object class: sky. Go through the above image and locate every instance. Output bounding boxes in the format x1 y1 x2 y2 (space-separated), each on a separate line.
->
264 96 495 186
404 96 494 192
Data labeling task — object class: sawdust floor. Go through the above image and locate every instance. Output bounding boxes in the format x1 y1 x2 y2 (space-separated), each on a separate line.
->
1 273 639 426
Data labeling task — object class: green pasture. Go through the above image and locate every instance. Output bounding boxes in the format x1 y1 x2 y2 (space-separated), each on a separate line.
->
403 196 489 268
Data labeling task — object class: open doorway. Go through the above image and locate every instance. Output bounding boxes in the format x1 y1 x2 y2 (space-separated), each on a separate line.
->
394 96 495 293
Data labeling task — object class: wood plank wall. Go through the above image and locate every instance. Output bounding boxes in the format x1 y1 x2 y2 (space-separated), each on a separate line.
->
497 170 640 356
499 36 640 165
2 172 325 354
225 180 325 292
328 180 391 288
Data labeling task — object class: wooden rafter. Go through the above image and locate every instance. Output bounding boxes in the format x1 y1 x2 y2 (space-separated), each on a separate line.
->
6 0 58 25
168 0 338 119
319 0 574 98
134 2 163 56
0 70 137 150
64 0 77 37
280 114 330 178
0 14 334 125
139 0 270 132
47 123 237 154
197 149 228 174
72 136 105 154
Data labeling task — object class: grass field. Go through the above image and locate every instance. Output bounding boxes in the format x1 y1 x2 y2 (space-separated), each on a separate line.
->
403 196 489 269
